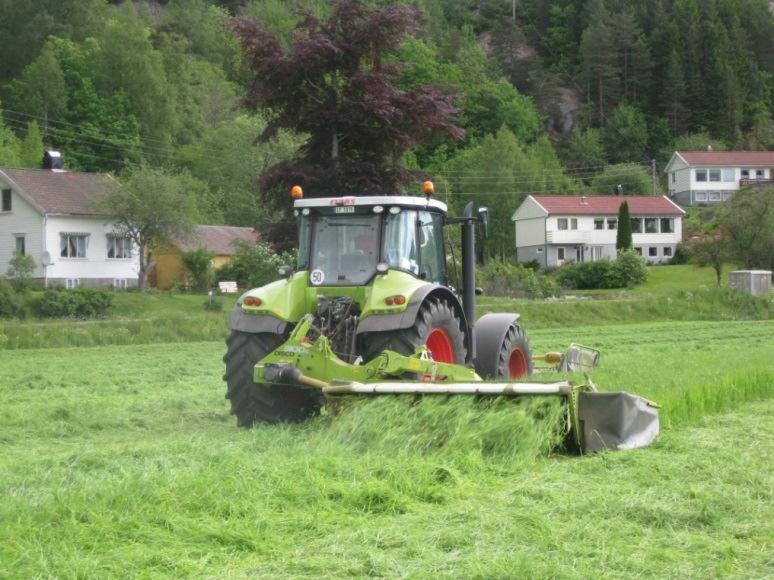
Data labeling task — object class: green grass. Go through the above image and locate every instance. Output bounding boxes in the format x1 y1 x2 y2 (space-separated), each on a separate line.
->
1 320 772 577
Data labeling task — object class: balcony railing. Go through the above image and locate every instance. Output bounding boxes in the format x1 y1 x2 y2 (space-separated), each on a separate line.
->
739 178 774 188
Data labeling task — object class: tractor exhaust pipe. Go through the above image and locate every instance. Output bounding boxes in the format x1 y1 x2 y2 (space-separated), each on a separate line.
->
461 201 476 360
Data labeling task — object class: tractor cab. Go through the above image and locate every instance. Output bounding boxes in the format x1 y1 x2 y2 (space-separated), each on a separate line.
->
293 195 448 287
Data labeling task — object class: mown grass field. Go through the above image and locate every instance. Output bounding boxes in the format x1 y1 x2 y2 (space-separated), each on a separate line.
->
1 318 772 577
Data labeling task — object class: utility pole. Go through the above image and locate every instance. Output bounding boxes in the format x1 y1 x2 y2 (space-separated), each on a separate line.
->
512 0 516 23
651 159 657 196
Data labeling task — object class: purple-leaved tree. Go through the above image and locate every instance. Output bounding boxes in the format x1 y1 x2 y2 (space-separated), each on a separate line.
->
234 0 463 214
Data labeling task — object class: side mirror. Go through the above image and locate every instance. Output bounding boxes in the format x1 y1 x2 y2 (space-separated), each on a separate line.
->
278 265 293 279
477 207 489 240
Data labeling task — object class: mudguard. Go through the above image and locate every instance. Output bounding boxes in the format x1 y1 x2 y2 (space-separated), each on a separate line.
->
228 306 289 335
473 312 521 378
355 284 465 334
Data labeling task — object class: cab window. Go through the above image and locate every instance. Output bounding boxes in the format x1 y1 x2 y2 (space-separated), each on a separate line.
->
419 211 445 283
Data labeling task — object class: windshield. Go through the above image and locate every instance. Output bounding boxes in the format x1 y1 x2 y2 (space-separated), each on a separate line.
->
309 214 380 286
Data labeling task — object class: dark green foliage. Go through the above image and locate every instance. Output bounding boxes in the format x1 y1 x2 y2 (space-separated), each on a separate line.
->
720 186 774 270
6 251 36 292
556 250 647 289
616 201 632 251
214 240 291 290
477 260 557 298
591 165 651 196
0 279 25 318
32 287 113 319
181 248 215 292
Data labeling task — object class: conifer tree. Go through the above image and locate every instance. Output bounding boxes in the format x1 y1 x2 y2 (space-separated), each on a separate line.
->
616 201 632 251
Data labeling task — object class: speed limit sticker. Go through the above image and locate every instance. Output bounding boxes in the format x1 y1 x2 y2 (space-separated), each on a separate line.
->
310 269 325 285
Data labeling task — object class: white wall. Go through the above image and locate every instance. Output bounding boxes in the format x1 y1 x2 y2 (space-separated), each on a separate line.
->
44 215 139 282
668 167 692 195
545 214 681 246
514 217 545 248
0 185 44 277
688 167 743 191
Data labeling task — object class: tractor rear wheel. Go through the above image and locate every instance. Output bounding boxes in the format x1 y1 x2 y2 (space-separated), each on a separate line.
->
223 330 323 426
360 296 466 364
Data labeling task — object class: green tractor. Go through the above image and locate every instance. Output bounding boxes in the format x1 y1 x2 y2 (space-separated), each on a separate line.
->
223 187 660 452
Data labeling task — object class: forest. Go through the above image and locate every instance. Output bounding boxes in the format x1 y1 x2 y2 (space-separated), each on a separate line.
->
1 0 772 255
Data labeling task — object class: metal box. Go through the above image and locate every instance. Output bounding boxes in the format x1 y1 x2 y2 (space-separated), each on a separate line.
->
729 270 772 296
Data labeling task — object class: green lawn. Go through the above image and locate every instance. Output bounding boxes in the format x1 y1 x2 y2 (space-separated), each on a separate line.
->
1 320 772 577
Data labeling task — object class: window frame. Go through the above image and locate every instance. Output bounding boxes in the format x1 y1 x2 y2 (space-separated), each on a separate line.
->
107 235 133 260
630 217 643 233
663 247 673 257
60 233 88 259
570 218 578 230
709 169 721 182
722 168 735 182
659 218 674 234
695 192 708 202
644 218 659 234
14 234 25 255
1 188 11 212
557 247 565 261
607 218 618 230
593 218 604 230
741 169 750 179
557 218 568 231
695 169 708 182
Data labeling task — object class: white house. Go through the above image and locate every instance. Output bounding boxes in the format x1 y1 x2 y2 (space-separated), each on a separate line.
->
0 163 139 288
512 195 685 267
665 150 774 206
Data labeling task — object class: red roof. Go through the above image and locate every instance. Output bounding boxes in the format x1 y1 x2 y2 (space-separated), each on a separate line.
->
176 225 259 256
531 195 684 216
677 151 774 166
0 166 114 215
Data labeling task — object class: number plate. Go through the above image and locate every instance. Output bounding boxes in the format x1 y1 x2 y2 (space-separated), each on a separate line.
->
334 206 355 214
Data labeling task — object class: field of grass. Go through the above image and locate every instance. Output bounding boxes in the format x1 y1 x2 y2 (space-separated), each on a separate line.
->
1 320 772 577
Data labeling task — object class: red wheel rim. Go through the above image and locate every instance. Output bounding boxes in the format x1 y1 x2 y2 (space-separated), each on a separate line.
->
508 348 528 378
426 328 455 363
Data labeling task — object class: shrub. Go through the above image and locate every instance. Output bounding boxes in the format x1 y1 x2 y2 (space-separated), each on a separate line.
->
215 240 295 290
0 279 25 318
669 244 690 265
477 260 558 298
6 251 36 292
181 248 215 292
32 286 113 319
556 251 647 290
612 250 648 287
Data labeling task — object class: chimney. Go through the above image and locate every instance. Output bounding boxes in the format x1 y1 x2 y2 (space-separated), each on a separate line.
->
42 150 63 171
614 184 624 196
580 195 588 205
707 145 713 152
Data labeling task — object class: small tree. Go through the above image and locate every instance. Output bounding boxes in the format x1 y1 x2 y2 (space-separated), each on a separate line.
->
616 201 632 251
687 230 730 286
95 166 197 292
720 187 773 270
6 251 36 292
181 248 215 292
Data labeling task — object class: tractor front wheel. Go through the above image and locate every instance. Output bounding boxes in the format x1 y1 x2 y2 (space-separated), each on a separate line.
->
223 330 323 426
360 296 467 365
494 324 533 379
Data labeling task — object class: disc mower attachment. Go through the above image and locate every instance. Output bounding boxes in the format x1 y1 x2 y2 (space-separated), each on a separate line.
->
577 391 660 452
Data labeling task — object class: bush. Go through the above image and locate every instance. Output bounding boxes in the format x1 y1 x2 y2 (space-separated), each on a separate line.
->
556 250 647 290
6 251 36 292
477 260 558 298
215 240 295 290
0 279 25 318
32 286 114 319
181 248 215 292
669 244 690 265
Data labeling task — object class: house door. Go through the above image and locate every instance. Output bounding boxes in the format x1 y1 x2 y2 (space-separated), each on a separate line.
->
576 246 582 262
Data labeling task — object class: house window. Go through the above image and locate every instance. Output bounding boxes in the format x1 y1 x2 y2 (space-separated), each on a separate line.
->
741 169 750 179
663 247 673 257
660 218 674 233
113 279 128 290
66 279 80 289
634 247 642 256
1 188 10 212
709 169 721 182
594 218 604 230
630 218 643 233
591 246 603 260
536 247 543 253
644 218 658 233
695 192 708 202
60 233 87 258
648 247 658 257
14 235 25 255
695 169 707 182
671 173 676 183
756 169 764 179
557 218 568 230
570 218 578 230
607 218 617 230
557 247 565 260
107 236 132 259
722 168 735 182
709 192 722 201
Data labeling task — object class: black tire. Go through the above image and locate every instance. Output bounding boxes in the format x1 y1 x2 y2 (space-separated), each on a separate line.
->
493 324 533 379
360 296 467 364
223 330 323 426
